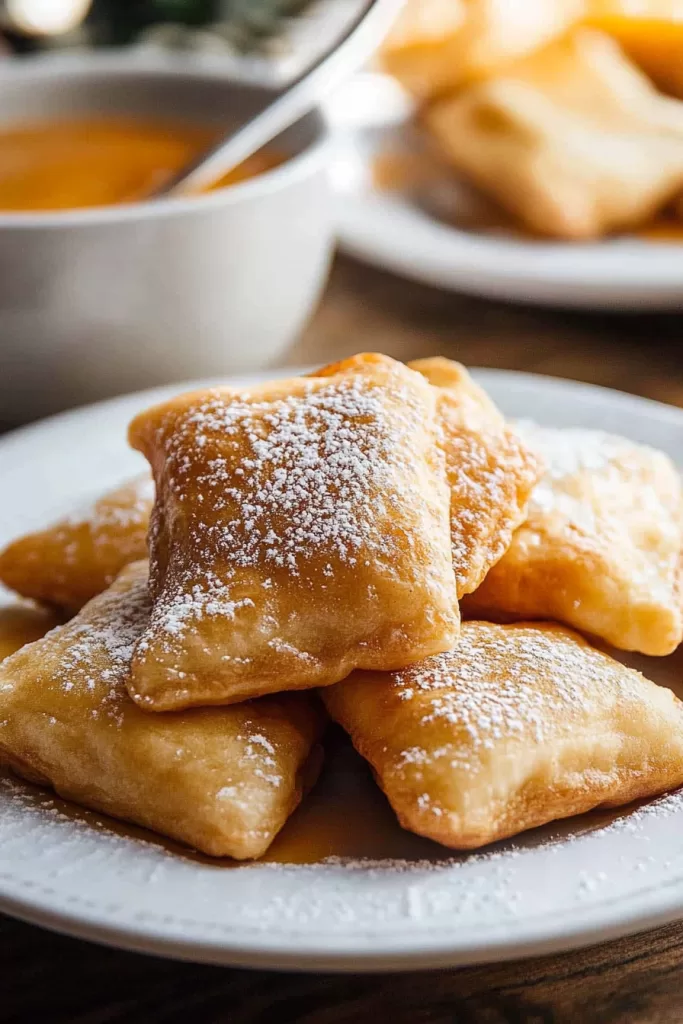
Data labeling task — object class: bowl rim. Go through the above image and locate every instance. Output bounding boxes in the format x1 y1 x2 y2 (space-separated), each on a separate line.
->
0 50 330 230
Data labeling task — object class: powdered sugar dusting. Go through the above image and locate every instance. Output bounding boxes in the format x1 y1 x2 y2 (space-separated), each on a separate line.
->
8 571 152 726
509 422 683 600
514 423 626 520
57 475 154 575
0 476 154 606
389 623 648 782
175 378 408 570
442 422 540 593
63 474 154 533
212 724 284 808
241 732 282 789
516 422 621 481
514 421 680 528
142 367 453 648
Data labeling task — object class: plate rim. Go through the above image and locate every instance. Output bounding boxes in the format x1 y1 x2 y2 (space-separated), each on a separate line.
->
335 194 683 310
2 868 683 973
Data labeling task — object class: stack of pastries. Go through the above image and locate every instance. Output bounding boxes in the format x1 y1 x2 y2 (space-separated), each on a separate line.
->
381 1 683 240
1 353 683 860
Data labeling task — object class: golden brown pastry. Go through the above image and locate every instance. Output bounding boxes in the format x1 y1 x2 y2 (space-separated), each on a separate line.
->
425 29 683 239
128 354 459 711
0 475 153 612
0 561 325 859
463 424 683 656
410 357 543 597
382 0 581 101
323 621 683 850
0 603 61 661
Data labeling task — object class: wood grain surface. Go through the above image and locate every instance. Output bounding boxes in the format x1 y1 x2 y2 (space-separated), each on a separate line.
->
3 255 683 1024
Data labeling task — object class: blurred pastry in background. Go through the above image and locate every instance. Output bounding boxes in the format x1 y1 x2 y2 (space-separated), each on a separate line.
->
380 1 683 241
382 0 582 100
425 29 683 239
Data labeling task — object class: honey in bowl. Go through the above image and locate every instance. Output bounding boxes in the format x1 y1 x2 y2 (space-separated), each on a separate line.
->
0 117 282 212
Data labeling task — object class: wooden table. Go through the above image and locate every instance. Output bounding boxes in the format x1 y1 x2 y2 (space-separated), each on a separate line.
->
4 256 683 1023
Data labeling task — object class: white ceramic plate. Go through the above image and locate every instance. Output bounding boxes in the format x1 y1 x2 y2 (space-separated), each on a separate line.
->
2 367 683 971
326 74 683 310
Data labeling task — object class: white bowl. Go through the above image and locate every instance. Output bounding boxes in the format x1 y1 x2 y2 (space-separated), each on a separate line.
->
0 53 334 423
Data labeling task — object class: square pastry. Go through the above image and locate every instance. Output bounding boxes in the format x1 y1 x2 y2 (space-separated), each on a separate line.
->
0 562 325 859
463 425 683 655
323 621 683 849
0 475 153 612
127 354 459 710
410 358 542 597
425 29 683 239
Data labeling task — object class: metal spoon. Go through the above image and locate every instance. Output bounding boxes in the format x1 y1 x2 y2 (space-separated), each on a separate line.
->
153 0 405 197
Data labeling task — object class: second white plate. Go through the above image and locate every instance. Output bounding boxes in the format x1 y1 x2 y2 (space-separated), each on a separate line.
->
326 74 683 310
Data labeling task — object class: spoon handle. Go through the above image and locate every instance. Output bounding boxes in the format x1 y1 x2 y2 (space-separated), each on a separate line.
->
155 0 405 197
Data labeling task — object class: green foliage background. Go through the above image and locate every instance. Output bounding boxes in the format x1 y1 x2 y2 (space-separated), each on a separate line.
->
6 1 316 53
90 0 314 50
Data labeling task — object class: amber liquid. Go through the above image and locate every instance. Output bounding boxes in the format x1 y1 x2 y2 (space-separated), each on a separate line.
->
264 729 447 864
0 118 283 213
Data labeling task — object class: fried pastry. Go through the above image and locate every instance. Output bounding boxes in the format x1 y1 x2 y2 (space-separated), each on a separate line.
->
382 0 581 101
410 357 542 597
0 561 325 859
463 424 683 656
0 603 61 661
0 475 153 612
323 621 683 850
128 353 459 711
425 29 683 239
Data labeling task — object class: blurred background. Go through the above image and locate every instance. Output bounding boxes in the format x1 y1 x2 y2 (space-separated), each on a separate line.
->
0 0 681 426
0 2 301 53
